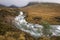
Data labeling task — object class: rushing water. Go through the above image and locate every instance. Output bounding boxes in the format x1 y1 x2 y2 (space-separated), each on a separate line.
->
14 11 60 37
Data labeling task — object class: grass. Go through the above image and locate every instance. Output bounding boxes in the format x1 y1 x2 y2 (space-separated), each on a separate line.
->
20 3 60 25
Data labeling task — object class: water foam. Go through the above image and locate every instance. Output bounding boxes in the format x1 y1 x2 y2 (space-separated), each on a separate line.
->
14 11 60 37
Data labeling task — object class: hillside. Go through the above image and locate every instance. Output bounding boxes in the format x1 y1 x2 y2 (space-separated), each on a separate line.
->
20 3 60 25
0 8 36 40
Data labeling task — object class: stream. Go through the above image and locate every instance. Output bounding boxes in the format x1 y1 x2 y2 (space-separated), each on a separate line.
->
13 11 60 37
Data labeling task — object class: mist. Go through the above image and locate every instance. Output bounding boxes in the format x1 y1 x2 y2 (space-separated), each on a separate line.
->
0 0 60 7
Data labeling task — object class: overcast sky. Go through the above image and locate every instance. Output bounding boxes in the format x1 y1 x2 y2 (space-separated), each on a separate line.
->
0 0 60 7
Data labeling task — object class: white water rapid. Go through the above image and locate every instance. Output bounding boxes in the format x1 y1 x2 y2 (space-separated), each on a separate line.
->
14 11 60 37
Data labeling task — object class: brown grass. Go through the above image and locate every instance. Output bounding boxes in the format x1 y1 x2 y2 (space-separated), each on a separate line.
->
20 3 60 25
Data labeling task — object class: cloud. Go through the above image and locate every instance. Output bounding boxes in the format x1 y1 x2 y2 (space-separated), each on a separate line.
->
0 0 29 7
0 0 60 7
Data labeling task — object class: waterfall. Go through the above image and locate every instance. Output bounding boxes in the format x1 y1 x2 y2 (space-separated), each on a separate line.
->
14 11 60 37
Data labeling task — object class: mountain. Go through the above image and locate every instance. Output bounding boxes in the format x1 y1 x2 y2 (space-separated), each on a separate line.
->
0 4 18 8
26 2 60 7
9 5 18 8
27 2 39 6
0 4 6 7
